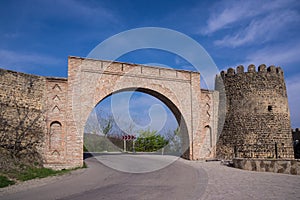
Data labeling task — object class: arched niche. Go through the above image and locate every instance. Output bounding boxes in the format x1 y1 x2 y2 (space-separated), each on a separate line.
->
49 121 62 150
204 125 212 148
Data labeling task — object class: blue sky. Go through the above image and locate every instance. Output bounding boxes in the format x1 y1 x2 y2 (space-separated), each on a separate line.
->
1 0 300 128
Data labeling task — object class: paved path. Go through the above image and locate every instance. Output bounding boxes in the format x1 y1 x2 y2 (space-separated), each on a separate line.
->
183 160 300 200
1 154 300 200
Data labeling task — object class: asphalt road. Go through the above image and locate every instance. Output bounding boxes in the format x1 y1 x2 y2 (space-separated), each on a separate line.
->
0 154 208 200
2 154 300 200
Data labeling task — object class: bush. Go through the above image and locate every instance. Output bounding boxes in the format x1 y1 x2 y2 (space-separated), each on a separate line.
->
135 134 168 152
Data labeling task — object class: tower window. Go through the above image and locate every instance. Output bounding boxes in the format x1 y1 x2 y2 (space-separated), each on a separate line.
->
268 105 273 112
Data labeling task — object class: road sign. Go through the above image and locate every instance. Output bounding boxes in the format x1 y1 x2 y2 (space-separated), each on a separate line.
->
122 135 136 140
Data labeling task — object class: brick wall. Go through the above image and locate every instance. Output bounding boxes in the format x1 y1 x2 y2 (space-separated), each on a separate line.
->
43 77 68 168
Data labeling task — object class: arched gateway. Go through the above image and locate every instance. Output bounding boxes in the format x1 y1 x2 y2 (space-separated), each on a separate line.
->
44 56 219 169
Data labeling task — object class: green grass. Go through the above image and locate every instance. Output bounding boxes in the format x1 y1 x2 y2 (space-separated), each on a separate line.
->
0 175 15 188
16 167 67 181
82 161 87 168
0 163 87 188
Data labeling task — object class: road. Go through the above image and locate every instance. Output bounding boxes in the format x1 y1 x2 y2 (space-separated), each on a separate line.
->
0 154 208 200
1 153 300 200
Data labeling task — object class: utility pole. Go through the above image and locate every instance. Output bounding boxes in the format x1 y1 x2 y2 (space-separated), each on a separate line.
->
123 138 126 152
133 139 135 153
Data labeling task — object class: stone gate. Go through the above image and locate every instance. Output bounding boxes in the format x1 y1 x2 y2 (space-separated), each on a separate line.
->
44 56 219 169
0 56 294 170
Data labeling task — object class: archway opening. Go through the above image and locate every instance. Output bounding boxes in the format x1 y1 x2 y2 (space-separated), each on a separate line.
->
83 88 189 158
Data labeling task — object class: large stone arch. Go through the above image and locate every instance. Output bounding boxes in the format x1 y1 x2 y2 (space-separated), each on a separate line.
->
43 56 219 169
93 87 186 126
89 87 190 155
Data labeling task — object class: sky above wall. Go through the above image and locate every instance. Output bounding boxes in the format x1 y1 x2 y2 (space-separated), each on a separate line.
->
0 0 299 128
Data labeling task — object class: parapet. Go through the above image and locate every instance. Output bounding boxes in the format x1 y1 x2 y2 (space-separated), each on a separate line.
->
219 64 284 78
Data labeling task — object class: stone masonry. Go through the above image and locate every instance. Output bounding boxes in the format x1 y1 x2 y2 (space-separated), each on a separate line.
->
64 56 219 168
0 56 293 169
0 68 46 166
216 65 293 159
0 56 219 169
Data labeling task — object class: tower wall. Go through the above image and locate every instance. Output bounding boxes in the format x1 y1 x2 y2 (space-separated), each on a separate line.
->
216 64 293 159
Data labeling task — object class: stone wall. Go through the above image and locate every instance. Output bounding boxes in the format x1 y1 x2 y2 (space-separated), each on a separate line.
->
0 68 46 168
216 64 293 159
1 57 294 170
233 158 300 175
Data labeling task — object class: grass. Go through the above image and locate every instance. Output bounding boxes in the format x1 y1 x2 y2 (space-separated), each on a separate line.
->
16 167 69 181
0 162 87 188
0 175 15 188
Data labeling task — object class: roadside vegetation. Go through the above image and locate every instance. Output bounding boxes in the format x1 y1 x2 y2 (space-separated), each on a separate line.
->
134 129 168 152
0 163 87 188
0 175 15 188
0 98 87 188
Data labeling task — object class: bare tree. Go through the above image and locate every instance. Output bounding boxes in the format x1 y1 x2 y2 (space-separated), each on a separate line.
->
84 110 102 135
84 109 113 136
0 98 44 165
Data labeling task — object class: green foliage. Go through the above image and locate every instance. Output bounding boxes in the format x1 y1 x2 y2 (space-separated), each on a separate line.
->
174 127 180 136
135 129 168 152
0 164 85 188
14 166 81 181
82 161 88 168
0 175 15 188
83 145 88 152
103 121 112 136
139 128 157 138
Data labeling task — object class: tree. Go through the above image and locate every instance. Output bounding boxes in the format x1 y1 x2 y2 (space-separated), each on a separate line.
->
164 127 182 154
0 99 44 166
84 109 113 136
84 106 144 152
135 129 168 152
139 128 157 138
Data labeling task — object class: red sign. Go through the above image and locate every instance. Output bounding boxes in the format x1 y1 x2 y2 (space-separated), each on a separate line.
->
122 135 136 140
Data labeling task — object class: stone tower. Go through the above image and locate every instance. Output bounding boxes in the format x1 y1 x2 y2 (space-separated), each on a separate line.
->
216 64 293 159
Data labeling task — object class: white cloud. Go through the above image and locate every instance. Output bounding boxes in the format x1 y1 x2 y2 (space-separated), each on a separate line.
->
202 0 296 35
0 49 63 72
214 10 299 47
55 0 118 24
202 1 255 35
238 41 300 68
27 0 119 25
